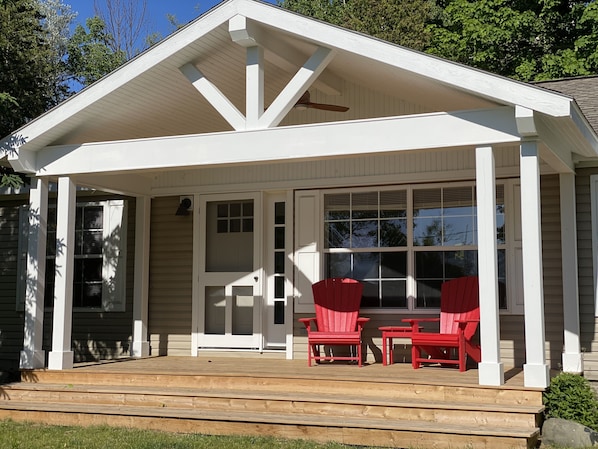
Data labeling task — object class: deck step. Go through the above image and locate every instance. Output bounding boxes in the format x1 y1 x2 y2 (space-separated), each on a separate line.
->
20 370 543 406
2 382 543 428
4 365 543 449
0 400 540 449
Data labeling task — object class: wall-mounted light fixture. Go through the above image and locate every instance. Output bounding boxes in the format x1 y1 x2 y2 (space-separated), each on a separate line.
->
175 196 193 216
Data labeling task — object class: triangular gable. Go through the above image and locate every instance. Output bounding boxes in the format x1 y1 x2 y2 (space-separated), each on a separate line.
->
3 0 598 175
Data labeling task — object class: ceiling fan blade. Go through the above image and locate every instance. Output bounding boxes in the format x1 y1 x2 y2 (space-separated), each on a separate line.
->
307 102 350 112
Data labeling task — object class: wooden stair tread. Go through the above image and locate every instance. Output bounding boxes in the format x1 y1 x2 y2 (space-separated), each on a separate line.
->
3 382 544 414
0 400 540 438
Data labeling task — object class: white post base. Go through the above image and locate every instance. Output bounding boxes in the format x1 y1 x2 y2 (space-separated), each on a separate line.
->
478 361 505 386
132 341 150 358
48 350 74 370
562 353 583 374
19 350 46 369
523 363 550 388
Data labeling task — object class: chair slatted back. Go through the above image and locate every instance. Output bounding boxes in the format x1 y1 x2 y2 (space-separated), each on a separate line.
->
312 278 364 333
439 276 480 339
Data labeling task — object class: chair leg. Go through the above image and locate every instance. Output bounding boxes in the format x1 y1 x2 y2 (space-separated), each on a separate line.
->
411 344 420 369
357 343 362 367
458 343 466 372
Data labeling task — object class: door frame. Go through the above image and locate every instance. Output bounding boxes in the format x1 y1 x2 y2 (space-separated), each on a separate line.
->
191 191 264 353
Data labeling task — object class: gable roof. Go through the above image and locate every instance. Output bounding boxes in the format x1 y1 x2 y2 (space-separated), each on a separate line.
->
2 0 598 169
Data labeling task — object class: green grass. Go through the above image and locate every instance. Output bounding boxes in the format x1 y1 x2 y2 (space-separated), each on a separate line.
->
0 420 362 449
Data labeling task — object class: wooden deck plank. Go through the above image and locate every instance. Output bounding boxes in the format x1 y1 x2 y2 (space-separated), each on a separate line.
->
3 356 542 449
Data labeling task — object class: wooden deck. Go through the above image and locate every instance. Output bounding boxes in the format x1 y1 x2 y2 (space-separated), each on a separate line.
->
0 356 544 449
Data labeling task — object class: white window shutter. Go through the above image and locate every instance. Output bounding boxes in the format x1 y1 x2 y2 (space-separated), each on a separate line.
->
102 200 127 312
293 190 320 314
16 205 29 311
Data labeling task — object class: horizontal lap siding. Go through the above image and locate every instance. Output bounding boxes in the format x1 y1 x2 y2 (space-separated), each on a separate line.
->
0 201 25 370
148 197 193 356
540 175 565 369
42 197 136 362
575 169 598 379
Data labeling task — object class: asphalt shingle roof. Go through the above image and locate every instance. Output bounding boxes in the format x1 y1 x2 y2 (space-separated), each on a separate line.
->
537 76 598 133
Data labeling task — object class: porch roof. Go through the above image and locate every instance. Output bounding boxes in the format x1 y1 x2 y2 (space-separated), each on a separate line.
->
2 0 598 178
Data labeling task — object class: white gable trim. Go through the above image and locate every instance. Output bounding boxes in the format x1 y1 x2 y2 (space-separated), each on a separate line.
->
32 107 520 176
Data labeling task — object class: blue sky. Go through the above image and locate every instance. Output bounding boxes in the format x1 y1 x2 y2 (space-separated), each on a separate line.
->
68 1 276 40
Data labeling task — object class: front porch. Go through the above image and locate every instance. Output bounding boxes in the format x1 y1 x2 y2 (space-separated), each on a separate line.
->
1 356 545 449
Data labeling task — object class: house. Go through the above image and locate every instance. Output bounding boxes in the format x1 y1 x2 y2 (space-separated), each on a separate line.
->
2 0 598 389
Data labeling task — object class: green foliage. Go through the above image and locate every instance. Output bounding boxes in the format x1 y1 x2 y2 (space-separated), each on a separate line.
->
427 0 598 81
280 0 598 80
66 16 127 88
279 0 434 50
0 0 56 137
543 373 598 431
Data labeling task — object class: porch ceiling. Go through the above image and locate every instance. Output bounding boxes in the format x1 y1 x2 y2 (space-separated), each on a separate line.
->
50 26 499 148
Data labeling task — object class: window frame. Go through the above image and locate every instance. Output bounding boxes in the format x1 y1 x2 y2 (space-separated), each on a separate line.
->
17 199 127 313
320 181 516 314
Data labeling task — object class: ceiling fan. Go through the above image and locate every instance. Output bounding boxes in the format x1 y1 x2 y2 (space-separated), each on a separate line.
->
294 91 349 112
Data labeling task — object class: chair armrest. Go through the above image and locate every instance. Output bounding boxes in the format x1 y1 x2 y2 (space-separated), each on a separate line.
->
356 317 370 331
402 317 440 332
455 318 479 339
298 317 317 332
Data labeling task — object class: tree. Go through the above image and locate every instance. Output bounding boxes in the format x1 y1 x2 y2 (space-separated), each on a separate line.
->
0 0 55 138
427 0 597 81
38 0 77 102
65 16 126 88
279 0 434 50
0 0 56 187
93 0 150 59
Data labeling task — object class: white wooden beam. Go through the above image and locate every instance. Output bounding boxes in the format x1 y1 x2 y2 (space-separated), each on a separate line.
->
20 177 48 369
258 46 335 128
77 174 153 197
229 15 341 95
32 107 521 176
48 176 76 370
9 148 36 174
520 141 550 388
560 173 583 373
132 196 151 358
179 63 246 131
246 46 264 129
475 146 504 386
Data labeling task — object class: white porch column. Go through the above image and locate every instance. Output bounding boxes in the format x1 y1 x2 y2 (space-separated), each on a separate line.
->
560 173 583 373
20 178 48 369
132 196 151 357
48 176 76 370
475 146 504 386
520 141 550 388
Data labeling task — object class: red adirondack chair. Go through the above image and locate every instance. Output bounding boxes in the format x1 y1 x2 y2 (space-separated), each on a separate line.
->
299 278 370 367
403 276 481 372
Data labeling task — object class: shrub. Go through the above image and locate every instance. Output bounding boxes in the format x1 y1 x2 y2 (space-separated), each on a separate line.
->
543 372 598 431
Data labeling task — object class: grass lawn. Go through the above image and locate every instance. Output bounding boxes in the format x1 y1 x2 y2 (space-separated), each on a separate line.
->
0 420 364 449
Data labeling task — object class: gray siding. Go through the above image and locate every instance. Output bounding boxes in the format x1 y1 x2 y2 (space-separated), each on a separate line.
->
576 169 598 379
67 197 136 362
0 199 26 371
148 196 193 356
0 194 135 370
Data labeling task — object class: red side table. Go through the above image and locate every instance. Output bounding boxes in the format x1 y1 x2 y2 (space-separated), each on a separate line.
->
379 326 415 366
